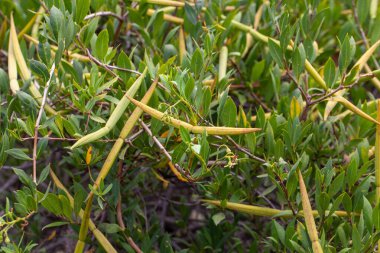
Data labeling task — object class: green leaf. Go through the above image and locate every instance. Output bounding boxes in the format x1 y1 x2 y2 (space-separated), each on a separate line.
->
328 172 345 197
324 57 336 88
95 29 109 61
358 0 370 24
38 42 52 66
339 35 355 73
30 60 49 81
42 221 69 230
251 60 265 82
184 3 197 25
6 148 32 161
49 7 64 40
268 39 283 68
172 142 188 164
55 40 64 66
117 51 133 83
99 223 123 233
74 183 87 215
12 168 33 187
38 164 51 185
212 212 225 226
75 0 91 23
200 131 209 164
292 44 305 78
202 87 212 116
191 48 203 77
362 196 372 231
265 123 275 156
37 137 49 158
59 195 73 220
41 193 62 215
220 97 237 127
179 126 191 144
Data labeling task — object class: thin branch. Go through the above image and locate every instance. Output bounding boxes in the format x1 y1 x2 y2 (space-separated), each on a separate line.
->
83 46 170 92
139 119 194 182
33 63 55 183
84 11 123 21
352 0 380 69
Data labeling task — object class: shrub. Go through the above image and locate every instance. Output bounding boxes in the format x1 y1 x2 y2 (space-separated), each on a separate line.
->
1 0 380 252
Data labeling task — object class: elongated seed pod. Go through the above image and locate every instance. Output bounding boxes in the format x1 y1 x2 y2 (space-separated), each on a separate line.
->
127 95 261 135
9 14 57 115
147 9 184 24
353 40 380 71
8 27 20 94
71 68 148 149
179 27 186 64
219 46 228 81
90 80 158 191
50 170 117 253
74 193 94 253
298 170 323 253
331 96 380 125
202 199 350 218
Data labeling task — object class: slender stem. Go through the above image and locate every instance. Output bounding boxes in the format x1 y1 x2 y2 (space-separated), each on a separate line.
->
139 119 193 182
33 62 55 183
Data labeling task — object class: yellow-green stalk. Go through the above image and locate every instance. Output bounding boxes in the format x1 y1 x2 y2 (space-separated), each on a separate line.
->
218 46 228 81
9 15 57 115
135 0 189 7
179 27 186 64
74 194 94 253
298 169 323 253
242 1 268 57
330 99 379 121
202 200 350 218
8 25 19 94
376 100 380 252
71 68 148 149
31 7 44 39
330 96 380 125
49 169 117 253
146 8 184 24
90 80 158 192
127 95 261 135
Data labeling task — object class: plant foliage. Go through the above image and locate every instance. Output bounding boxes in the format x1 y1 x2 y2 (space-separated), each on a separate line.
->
1 0 380 252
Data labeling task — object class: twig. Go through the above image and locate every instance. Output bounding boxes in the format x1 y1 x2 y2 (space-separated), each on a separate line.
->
139 119 194 182
84 46 170 92
352 0 380 69
32 63 55 183
22 136 134 143
225 136 266 163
